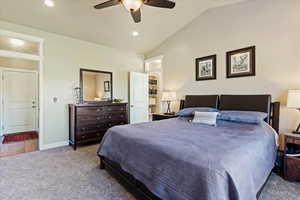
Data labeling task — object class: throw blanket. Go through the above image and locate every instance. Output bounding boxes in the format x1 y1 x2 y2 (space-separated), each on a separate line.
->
98 118 277 200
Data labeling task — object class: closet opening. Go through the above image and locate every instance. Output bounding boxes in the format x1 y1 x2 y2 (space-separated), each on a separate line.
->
145 56 163 121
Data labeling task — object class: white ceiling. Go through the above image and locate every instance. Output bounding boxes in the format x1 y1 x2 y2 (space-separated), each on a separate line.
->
0 0 245 54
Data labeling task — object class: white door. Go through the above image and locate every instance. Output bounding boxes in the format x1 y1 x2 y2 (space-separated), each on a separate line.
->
129 72 149 124
2 70 37 135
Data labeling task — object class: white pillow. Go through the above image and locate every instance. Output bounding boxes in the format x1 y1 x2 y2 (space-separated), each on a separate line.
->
192 111 218 126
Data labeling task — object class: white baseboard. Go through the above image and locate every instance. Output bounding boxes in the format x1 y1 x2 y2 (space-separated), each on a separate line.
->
40 141 69 151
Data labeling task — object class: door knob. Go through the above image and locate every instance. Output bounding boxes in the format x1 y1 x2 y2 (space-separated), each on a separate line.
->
32 106 36 108
130 105 134 108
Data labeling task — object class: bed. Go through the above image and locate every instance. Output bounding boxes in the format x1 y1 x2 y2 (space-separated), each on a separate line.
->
97 95 280 200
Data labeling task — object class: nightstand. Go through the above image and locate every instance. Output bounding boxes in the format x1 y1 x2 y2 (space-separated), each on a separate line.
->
283 133 300 181
152 114 177 121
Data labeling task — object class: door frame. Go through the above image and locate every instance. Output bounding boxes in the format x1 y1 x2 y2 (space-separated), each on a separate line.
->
0 29 44 150
0 68 39 135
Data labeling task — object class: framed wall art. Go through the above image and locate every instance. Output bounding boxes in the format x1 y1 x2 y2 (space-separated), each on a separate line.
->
226 46 256 78
195 55 217 81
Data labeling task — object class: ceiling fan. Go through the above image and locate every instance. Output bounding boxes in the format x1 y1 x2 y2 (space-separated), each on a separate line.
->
94 0 176 23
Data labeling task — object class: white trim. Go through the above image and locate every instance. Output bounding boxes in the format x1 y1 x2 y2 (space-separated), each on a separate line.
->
0 67 38 73
0 29 44 43
0 50 41 61
39 141 69 151
38 40 44 150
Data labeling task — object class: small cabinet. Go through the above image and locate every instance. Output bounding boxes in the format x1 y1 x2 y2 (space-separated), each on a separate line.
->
69 103 128 150
284 134 300 181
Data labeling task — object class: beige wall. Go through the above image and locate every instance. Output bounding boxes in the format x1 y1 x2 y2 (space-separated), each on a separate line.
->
147 0 300 132
0 20 144 147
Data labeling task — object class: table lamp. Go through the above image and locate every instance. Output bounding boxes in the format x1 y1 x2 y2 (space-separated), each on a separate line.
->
287 90 300 134
162 91 177 115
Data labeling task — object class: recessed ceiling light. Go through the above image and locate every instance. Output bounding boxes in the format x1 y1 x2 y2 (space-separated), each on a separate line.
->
44 0 55 7
10 38 25 47
132 31 139 36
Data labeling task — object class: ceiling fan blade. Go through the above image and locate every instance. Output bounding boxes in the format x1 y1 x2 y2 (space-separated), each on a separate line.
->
131 9 141 23
144 0 175 9
94 0 120 9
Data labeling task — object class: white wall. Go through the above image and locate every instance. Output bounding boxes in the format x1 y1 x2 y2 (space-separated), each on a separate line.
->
0 20 144 147
147 0 300 132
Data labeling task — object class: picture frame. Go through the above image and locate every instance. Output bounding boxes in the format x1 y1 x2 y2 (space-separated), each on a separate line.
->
226 46 256 78
104 81 110 92
195 55 217 81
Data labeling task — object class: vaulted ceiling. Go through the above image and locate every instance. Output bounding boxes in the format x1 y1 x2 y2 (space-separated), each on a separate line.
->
0 0 245 54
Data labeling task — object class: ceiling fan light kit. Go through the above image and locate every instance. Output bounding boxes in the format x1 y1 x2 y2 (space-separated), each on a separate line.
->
121 0 143 12
94 0 176 23
44 0 55 7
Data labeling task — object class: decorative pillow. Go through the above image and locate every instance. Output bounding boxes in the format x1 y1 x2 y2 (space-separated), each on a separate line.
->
192 111 219 126
176 107 219 117
218 111 268 124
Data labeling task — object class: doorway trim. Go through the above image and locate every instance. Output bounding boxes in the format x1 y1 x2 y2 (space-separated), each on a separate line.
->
0 29 44 150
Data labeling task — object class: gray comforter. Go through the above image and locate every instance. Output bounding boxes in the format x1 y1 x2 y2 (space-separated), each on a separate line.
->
97 118 277 200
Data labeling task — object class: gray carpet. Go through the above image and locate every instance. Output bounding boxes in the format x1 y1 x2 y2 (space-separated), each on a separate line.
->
0 145 299 200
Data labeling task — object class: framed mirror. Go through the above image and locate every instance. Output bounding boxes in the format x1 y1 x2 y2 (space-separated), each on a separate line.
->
80 68 113 103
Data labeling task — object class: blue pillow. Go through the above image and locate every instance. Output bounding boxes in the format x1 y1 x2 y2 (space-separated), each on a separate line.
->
218 111 268 124
176 107 219 117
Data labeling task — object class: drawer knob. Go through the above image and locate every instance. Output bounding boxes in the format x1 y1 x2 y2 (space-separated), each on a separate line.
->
97 133 100 136
82 135 86 139
82 127 86 130
97 117 100 120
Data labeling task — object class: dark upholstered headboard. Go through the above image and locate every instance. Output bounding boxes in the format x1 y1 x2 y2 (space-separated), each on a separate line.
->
180 95 219 109
179 94 280 133
219 95 271 113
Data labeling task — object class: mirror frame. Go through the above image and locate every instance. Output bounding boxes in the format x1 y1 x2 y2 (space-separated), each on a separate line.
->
80 68 113 103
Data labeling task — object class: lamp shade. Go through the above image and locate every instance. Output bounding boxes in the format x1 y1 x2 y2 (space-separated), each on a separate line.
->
162 92 177 101
287 90 300 108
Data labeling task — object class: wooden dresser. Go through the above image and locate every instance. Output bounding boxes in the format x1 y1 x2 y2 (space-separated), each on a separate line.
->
69 103 128 150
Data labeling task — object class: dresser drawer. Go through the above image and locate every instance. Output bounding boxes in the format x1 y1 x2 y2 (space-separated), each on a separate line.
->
286 137 300 145
104 112 127 121
77 131 105 141
106 105 127 113
284 156 300 181
77 114 106 122
106 120 127 128
77 107 105 116
76 123 108 132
